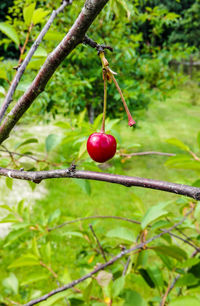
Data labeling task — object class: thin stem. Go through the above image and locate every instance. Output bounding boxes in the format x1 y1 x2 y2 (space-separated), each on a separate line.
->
18 23 33 65
110 73 135 127
48 215 140 231
101 69 107 133
89 224 107 262
120 151 176 157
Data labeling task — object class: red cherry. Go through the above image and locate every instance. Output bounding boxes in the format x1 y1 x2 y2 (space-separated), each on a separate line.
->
87 132 117 163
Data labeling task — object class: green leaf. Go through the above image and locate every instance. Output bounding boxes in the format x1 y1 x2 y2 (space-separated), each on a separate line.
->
43 242 51 263
0 204 13 212
134 250 148 269
106 226 137 242
112 276 125 297
122 289 147 306
165 156 200 171
32 8 49 25
170 296 200 306
45 134 61 153
194 201 200 220
2 273 18 295
178 257 200 269
175 273 199 287
33 46 47 58
21 271 49 286
32 237 40 258
54 121 71 129
192 179 200 187
78 140 87 159
17 200 24 215
44 31 64 42
4 228 29 247
0 22 19 45
39 291 70 306
62 231 84 238
74 179 91 195
131 193 145 214
138 269 155 288
146 266 164 288
23 3 36 26
6 177 13 190
0 85 6 97
15 138 38 149
17 81 31 92
197 131 200 151
166 138 190 152
141 201 171 229
48 208 61 224
83 280 93 303
153 245 188 261
0 213 17 223
9 254 40 268
0 68 7 80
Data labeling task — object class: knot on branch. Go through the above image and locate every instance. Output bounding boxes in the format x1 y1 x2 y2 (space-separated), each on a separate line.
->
83 36 113 54
67 163 76 176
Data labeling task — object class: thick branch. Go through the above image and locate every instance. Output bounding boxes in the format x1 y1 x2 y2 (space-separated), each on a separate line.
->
0 0 109 144
0 167 200 200
25 210 192 306
0 0 72 123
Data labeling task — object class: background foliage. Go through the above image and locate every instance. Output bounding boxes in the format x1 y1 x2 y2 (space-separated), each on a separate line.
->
0 0 200 305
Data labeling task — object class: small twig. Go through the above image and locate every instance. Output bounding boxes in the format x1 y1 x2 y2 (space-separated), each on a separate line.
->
89 224 107 262
161 230 200 252
189 150 200 161
0 148 60 167
160 275 180 306
83 35 113 53
40 261 58 279
48 216 140 231
120 151 176 158
122 256 131 276
160 233 199 306
0 0 72 123
18 23 34 65
0 145 17 166
25 209 193 306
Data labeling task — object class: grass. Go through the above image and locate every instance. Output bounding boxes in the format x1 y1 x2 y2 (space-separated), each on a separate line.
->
35 84 200 218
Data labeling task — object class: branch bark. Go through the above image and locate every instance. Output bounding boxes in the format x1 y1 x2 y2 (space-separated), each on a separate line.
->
0 0 72 123
24 209 193 306
0 167 200 200
0 0 109 144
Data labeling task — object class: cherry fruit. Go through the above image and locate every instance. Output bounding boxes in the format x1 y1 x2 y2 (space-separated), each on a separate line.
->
87 132 117 163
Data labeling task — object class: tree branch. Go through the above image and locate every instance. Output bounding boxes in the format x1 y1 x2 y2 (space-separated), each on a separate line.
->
48 215 141 231
89 224 108 262
120 151 176 157
24 209 193 306
0 167 200 200
83 35 113 53
0 0 72 123
0 0 109 144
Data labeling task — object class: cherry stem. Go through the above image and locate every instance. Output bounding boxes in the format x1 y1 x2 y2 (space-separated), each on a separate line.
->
101 69 107 133
110 73 135 126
